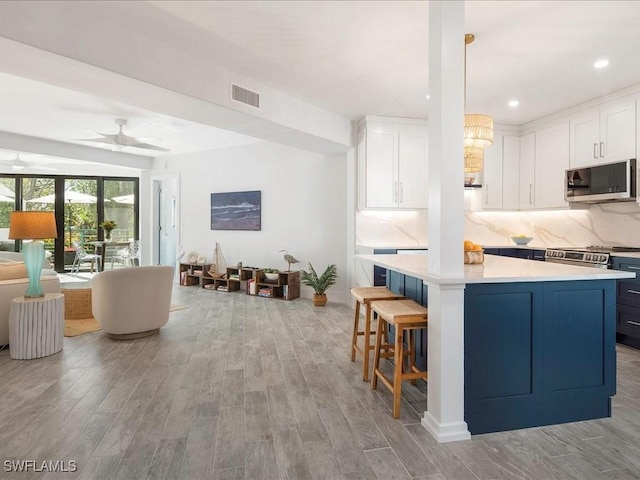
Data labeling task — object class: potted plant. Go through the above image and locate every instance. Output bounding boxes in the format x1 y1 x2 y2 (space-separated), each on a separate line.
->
300 263 338 306
99 220 117 241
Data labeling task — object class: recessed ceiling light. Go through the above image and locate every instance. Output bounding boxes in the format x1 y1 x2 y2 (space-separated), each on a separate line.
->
508 100 519 107
594 59 609 69
425 94 431 100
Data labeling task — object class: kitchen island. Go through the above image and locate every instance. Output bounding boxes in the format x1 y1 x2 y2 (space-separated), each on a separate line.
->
357 253 635 434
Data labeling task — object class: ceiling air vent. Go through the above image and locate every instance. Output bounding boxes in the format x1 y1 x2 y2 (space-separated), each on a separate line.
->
231 84 260 109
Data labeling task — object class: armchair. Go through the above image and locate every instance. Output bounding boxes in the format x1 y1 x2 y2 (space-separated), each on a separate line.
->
91 265 174 339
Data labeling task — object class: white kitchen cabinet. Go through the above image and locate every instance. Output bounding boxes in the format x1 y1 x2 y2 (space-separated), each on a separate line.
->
570 100 635 168
358 117 428 209
519 133 535 209
502 135 521 210
534 121 570 209
482 133 503 209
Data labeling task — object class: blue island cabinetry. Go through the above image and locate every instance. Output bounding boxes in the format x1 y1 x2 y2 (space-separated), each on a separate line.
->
612 256 640 349
386 271 616 435
464 280 615 434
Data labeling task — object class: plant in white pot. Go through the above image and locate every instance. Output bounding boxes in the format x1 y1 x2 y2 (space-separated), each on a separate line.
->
300 263 337 306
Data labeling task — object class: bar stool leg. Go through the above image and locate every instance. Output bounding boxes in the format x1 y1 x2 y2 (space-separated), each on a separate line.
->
350 300 360 362
362 303 372 381
409 329 417 386
393 326 404 419
371 313 384 390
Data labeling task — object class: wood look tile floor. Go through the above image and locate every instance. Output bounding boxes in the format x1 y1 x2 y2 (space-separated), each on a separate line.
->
1 286 640 479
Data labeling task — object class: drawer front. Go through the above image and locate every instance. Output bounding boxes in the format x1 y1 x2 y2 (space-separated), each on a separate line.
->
617 281 640 307
617 303 640 338
373 266 387 287
532 250 546 261
612 257 640 276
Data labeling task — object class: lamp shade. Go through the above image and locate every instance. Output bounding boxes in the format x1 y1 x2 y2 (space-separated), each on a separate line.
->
464 146 484 173
8 211 58 240
464 113 494 149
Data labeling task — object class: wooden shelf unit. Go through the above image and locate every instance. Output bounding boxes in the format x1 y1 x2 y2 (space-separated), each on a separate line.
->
201 265 248 292
200 266 300 300
179 263 212 286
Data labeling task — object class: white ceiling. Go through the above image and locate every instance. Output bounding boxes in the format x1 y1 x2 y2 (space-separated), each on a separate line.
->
2 0 640 163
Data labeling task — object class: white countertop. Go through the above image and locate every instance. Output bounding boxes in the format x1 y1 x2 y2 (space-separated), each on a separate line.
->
356 253 635 285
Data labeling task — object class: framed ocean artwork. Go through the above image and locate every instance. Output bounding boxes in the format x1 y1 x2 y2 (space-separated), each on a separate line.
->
210 190 261 231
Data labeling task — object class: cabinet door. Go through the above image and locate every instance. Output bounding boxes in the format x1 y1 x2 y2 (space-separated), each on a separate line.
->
569 111 599 168
519 133 535 209
482 133 503 209
600 100 636 163
398 129 428 208
365 126 398 208
534 122 569 209
502 135 520 210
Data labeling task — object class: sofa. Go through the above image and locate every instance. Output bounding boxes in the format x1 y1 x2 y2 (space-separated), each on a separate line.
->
92 265 174 339
0 257 61 345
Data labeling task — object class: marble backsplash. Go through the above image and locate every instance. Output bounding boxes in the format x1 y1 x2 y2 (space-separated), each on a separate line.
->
356 199 640 249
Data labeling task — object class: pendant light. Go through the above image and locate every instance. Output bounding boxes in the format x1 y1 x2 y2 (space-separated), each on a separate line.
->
464 34 493 174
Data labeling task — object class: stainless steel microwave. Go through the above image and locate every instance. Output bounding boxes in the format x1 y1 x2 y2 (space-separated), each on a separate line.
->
565 159 636 203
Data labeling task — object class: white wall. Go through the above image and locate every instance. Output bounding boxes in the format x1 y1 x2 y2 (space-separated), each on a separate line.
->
156 141 349 303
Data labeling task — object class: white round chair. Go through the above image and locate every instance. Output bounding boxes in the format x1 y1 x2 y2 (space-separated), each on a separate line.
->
91 265 174 339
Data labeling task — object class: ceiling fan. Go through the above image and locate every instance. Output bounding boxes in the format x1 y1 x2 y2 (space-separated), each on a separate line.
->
75 118 170 152
0 153 57 171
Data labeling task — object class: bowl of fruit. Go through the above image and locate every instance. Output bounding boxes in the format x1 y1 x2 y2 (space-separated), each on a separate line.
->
510 235 533 246
263 268 280 281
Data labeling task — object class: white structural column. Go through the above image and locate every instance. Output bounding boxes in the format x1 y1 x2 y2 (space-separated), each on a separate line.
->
422 1 470 442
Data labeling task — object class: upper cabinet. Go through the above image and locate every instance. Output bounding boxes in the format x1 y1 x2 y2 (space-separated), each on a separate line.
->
481 133 503 209
518 133 535 210
480 133 521 210
357 116 428 210
534 121 570 209
570 100 636 168
502 135 521 210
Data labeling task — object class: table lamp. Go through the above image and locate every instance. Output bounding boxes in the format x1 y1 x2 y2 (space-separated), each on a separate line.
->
8 211 58 298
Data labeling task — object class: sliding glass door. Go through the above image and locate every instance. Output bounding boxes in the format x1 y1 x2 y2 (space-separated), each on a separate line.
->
0 174 138 272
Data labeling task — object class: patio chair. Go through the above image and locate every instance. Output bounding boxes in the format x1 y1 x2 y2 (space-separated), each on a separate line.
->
71 241 101 274
111 240 140 268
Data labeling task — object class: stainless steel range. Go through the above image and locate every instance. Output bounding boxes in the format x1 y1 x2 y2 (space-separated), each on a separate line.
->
545 246 640 268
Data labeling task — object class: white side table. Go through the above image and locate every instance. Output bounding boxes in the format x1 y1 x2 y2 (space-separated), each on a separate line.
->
9 293 64 360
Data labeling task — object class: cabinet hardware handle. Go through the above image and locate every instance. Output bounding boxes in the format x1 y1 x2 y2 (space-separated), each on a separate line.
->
399 182 404 203
627 289 640 295
628 320 640 327
593 143 598 159
394 182 398 202
529 184 533 204
627 266 640 270
600 142 605 158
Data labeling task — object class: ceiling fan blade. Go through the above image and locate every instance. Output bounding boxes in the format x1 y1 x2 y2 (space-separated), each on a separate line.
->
127 142 171 152
73 137 117 145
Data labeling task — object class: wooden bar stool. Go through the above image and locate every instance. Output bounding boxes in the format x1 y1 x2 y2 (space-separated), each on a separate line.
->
370 299 428 418
350 287 405 381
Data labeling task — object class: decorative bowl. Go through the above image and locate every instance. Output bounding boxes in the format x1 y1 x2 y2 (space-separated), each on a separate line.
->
511 236 533 246
264 272 279 281
464 250 484 264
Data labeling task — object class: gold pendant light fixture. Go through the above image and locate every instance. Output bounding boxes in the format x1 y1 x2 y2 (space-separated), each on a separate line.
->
464 34 493 174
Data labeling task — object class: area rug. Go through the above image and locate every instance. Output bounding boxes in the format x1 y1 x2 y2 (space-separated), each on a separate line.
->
62 288 100 337
65 317 101 337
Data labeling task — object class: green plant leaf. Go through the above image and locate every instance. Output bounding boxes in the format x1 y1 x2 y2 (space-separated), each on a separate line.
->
300 263 337 295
